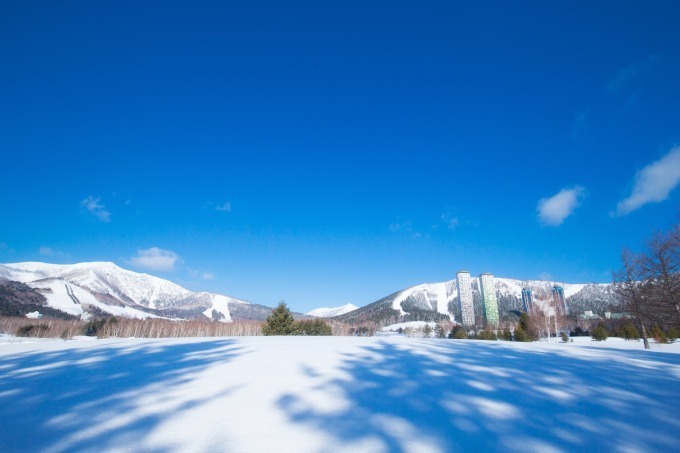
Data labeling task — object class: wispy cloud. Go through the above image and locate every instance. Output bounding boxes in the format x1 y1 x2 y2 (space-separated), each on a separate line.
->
389 219 422 239
39 246 54 256
389 220 412 233
440 212 460 230
215 201 232 212
130 247 181 272
81 196 111 223
201 272 214 281
537 186 585 227
570 110 590 140
613 146 680 216
608 55 659 93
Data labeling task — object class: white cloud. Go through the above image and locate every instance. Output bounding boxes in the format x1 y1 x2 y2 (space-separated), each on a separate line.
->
201 272 214 281
39 246 54 256
614 147 680 216
537 186 585 227
215 201 232 212
130 247 181 272
389 220 411 232
440 213 459 230
81 196 111 223
607 55 659 93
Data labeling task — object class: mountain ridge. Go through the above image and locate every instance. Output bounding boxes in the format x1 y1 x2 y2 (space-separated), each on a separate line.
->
1 261 618 326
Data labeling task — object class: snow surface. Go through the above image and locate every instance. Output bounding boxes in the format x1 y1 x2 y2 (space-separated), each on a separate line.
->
307 303 359 317
1 336 678 452
201 293 234 322
390 282 455 319
380 321 436 332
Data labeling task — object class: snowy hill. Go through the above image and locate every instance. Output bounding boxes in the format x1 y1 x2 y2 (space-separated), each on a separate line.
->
0 262 252 322
307 303 358 318
334 276 616 326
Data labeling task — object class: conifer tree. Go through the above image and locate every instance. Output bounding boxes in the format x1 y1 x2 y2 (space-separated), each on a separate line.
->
591 322 608 341
262 301 296 336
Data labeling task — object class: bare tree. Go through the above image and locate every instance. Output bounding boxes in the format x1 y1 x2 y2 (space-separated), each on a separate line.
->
643 226 680 329
613 249 650 349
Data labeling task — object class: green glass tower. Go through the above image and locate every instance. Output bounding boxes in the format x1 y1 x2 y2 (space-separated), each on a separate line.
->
479 272 499 328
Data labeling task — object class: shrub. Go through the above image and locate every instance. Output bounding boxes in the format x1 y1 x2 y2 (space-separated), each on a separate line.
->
591 323 608 341
294 319 332 336
619 323 640 341
650 325 667 344
448 325 468 339
477 329 497 341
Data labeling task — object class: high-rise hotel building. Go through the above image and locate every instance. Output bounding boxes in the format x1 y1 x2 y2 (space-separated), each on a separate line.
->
521 287 533 314
479 272 500 327
552 285 567 317
456 271 475 326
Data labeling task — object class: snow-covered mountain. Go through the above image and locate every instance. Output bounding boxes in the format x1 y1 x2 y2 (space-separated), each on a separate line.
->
0 262 254 322
1 261 617 327
307 303 358 318
333 276 616 326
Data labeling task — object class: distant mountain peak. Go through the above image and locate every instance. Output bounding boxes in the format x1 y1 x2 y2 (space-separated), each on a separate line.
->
307 303 359 318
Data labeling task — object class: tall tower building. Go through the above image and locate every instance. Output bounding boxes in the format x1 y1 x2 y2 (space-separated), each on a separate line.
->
456 271 475 326
552 285 566 317
521 288 533 314
479 273 499 327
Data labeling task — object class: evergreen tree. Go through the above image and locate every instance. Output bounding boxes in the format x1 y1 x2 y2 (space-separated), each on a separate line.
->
619 323 640 341
591 322 608 341
501 327 512 341
435 323 446 338
262 301 296 336
513 326 527 342
650 325 667 343
560 331 569 343
517 312 538 341
448 325 468 339
423 323 433 337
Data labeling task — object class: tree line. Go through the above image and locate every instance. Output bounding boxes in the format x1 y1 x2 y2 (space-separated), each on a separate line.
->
0 316 264 339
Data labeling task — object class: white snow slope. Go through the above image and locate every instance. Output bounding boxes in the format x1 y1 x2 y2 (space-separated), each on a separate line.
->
307 303 359 317
0 262 247 322
0 336 678 453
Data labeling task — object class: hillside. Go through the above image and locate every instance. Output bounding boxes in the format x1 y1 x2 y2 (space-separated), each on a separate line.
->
0 262 254 322
334 276 618 326
1 262 619 326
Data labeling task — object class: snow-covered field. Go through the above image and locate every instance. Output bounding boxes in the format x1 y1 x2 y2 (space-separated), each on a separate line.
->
1 336 679 452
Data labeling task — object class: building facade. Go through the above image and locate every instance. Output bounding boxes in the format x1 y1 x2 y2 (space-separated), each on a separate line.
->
456 271 475 326
521 287 533 314
552 285 567 317
479 272 499 327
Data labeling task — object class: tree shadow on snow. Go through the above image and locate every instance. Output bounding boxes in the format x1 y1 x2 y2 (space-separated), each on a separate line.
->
0 338 243 452
278 339 680 452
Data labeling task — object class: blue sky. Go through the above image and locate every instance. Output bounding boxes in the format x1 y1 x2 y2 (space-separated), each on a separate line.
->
1 1 679 313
